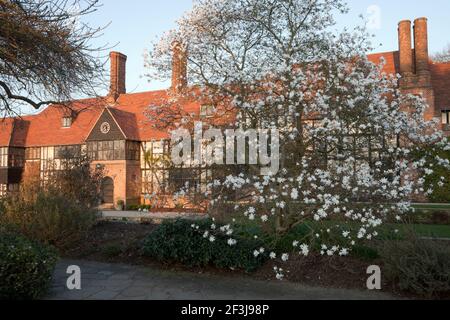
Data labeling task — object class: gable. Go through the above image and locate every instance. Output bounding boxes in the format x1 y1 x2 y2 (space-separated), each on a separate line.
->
86 108 126 141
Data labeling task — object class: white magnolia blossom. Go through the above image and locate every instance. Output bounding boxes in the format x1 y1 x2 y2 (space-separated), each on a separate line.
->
145 0 450 278
299 244 310 257
274 266 285 280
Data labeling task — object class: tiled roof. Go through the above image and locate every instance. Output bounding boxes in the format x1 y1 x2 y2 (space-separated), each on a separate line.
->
430 62 450 110
0 118 14 146
19 98 106 147
113 90 202 141
0 90 201 147
367 51 400 75
0 118 29 147
107 107 140 141
1 51 449 148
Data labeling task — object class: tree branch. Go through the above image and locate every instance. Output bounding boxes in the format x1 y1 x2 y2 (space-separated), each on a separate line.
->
0 81 60 109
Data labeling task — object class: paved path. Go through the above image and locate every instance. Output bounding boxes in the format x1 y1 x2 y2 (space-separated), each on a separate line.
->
101 211 203 223
46 260 397 300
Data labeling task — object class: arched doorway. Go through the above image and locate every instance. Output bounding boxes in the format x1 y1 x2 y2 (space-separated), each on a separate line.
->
101 177 114 204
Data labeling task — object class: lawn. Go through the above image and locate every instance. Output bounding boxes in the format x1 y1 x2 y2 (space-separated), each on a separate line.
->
314 221 450 239
391 223 450 239
412 203 450 210
227 206 450 244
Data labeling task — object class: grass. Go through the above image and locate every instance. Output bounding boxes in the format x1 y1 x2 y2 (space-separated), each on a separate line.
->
412 203 450 210
215 208 450 263
313 221 450 240
394 224 450 239
232 218 450 248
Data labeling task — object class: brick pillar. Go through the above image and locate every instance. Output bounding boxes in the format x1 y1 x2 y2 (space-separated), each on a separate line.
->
413 18 430 76
110 52 127 101
398 20 413 75
171 41 187 94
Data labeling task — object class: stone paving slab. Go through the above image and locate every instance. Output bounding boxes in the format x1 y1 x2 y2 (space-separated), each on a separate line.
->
100 211 204 223
46 259 398 300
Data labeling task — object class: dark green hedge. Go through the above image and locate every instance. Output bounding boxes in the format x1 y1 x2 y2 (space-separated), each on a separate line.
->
142 219 267 272
0 232 58 300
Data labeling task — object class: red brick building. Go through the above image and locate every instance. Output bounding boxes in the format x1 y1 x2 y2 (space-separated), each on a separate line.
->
1 17 449 205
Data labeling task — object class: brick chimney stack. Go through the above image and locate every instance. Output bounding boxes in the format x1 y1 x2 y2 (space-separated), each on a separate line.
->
398 20 413 75
397 18 432 87
171 41 187 94
397 17 435 121
413 17 430 75
109 51 127 101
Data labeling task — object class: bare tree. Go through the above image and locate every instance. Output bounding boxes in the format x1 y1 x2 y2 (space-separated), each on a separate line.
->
432 43 450 63
0 0 108 116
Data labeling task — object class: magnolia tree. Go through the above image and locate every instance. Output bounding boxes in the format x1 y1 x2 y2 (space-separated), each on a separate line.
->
145 0 450 277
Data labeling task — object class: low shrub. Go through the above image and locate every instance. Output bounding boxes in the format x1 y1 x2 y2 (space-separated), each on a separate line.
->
0 198 5 214
102 244 123 258
1 153 102 251
0 191 97 251
0 232 58 300
271 223 313 253
142 219 268 272
271 222 381 258
212 237 268 272
351 245 379 261
381 236 450 298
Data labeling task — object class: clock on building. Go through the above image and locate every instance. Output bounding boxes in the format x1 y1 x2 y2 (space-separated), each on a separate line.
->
100 122 111 134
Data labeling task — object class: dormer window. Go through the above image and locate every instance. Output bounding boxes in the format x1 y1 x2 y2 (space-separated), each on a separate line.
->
62 116 72 128
200 105 216 118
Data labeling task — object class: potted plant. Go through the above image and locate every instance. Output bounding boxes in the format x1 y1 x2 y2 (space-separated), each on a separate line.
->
116 199 125 211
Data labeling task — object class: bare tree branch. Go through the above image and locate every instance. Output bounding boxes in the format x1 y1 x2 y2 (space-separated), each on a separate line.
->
0 0 110 116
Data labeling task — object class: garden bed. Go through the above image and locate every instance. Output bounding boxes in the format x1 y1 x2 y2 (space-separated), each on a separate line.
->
62 221 450 299
64 221 157 262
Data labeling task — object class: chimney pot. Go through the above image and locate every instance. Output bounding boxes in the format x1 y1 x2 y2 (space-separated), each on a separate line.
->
398 20 413 75
110 51 127 100
413 17 430 75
